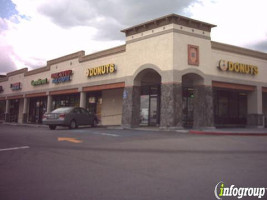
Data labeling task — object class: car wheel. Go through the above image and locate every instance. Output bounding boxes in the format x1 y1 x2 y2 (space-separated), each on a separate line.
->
49 125 56 130
69 120 77 129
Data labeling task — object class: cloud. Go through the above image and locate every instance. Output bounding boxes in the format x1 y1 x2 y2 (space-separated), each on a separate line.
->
0 0 199 75
249 40 267 52
186 0 267 52
37 0 198 40
1 0 266 75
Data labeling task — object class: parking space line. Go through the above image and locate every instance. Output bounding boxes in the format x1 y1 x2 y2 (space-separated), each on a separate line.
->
0 146 30 152
98 133 120 137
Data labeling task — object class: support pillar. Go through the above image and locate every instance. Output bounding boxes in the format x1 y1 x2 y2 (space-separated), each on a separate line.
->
22 97 28 123
5 99 10 122
121 86 140 128
247 86 264 128
80 91 86 108
160 83 183 129
193 85 214 129
47 95 52 113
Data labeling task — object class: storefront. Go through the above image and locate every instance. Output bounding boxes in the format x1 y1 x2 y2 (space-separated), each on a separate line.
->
9 99 20 122
52 94 80 110
0 99 5 121
214 88 247 127
86 91 102 121
0 14 266 129
28 97 47 123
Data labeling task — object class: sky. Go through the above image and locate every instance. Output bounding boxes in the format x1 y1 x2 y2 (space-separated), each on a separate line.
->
0 0 267 75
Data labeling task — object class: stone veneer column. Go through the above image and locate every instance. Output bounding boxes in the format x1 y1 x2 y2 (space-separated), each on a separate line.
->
160 83 183 129
22 97 28 123
5 99 10 122
122 86 140 128
247 86 264 128
193 85 214 128
80 91 86 108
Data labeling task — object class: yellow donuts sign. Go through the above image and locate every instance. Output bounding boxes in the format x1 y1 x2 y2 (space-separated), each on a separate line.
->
218 60 258 75
86 64 117 78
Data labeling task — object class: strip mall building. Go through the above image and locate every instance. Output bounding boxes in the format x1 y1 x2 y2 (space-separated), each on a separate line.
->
1 14 267 129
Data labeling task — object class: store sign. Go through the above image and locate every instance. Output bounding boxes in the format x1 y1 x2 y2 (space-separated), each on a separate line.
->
10 82 21 90
218 60 258 75
0 86 3 93
51 70 72 84
86 64 117 78
31 78 49 86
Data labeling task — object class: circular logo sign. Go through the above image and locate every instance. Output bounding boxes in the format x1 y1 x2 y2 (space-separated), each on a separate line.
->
218 60 228 71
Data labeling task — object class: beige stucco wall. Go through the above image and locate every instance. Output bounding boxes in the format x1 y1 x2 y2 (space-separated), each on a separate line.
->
101 88 123 125
173 24 212 75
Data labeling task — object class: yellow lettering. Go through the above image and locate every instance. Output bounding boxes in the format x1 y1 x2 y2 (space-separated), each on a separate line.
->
89 69 94 77
245 65 250 74
97 66 102 75
228 61 234 71
93 68 97 76
234 63 240 72
110 64 115 73
86 64 116 78
239 64 245 73
101 66 105 74
253 66 259 75
105 65 109 73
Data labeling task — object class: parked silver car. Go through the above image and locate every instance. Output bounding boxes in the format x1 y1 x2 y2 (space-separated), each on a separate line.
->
42 107 98 130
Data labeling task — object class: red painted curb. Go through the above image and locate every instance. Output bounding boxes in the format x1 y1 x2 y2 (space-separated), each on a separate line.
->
189 130 267 136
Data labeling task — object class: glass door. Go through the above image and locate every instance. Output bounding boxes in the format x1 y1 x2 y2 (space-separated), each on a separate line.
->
86 92 102 121
140 95 149 125
149 96 158 126
140 85 160 126
182 87 194 128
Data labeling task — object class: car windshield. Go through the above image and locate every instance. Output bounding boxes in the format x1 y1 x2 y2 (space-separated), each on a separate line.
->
51 107 73 113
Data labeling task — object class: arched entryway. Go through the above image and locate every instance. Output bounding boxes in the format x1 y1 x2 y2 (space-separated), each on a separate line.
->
182 73 204 128
134 69 162 126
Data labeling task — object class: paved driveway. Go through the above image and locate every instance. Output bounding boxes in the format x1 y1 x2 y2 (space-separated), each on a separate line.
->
0 124 267 200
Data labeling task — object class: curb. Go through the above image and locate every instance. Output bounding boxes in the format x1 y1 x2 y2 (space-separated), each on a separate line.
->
190 130 267 136
2 122 47 128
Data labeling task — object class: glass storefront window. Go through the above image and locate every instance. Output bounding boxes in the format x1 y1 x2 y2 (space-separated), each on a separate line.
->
29 97 47 123
52 94 80 110
214 89 247 127
9 99 20 122
0 100 6 120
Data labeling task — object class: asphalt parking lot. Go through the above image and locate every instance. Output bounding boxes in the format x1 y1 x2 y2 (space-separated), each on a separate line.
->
0 124 267 200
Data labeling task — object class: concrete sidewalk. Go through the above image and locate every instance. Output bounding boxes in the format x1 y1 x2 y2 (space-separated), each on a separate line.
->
189 128 267 136
107 125 267 135
1 122 267 135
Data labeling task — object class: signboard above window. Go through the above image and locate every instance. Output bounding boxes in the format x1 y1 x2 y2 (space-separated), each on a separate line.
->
10 82 21 91
218 60 258 76
51 70 73 84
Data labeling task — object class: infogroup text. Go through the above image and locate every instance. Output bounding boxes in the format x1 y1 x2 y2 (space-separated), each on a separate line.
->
215 181 267 199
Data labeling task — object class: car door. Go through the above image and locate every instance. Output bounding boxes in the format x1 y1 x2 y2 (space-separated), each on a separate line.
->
80 108 93 125
72 108 82 125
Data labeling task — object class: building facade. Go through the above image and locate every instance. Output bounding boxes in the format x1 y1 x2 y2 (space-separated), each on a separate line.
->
1 14 267 129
